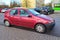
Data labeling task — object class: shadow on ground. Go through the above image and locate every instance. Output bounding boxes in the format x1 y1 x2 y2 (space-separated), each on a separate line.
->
3 24 60 37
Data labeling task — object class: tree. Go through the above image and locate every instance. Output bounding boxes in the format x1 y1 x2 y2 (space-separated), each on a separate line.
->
0 5 9 8
10 1 21 8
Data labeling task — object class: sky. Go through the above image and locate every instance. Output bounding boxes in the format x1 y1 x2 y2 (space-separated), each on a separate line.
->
0 0 21 5
0 0 51 5
0 0 11 5
44 0 52 4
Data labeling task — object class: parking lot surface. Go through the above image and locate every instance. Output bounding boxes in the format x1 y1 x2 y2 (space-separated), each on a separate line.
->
0 12 60 40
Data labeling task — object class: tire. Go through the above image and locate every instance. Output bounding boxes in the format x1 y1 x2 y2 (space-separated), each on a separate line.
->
4 20 11 27
51 11 54 14
42 11 48 15
35 24 47 33
44 12 48 15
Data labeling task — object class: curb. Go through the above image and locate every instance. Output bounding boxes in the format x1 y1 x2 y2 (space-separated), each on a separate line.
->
55 11 60 12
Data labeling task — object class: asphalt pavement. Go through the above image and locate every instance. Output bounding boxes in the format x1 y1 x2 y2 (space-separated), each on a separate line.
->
0 13 60 40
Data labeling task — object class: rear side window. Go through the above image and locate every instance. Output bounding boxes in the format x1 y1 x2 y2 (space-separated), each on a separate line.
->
10 9 18 16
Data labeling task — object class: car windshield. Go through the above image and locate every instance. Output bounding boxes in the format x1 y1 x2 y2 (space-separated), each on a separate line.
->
28 9 40 16
43 6 52 9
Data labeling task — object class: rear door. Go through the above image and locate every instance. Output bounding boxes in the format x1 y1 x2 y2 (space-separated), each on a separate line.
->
9 9 20 25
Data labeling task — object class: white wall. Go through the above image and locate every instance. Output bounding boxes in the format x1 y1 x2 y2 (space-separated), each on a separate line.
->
53 0 60 3
52 0 60 8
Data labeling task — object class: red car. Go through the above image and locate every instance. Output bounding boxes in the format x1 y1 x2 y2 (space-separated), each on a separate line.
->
4 7 55 33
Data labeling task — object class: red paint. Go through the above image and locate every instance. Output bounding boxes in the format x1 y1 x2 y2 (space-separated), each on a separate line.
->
4 7 54 29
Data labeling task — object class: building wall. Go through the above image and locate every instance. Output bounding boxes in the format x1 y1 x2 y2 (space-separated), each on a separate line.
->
52 0 60 8
53 0 60 3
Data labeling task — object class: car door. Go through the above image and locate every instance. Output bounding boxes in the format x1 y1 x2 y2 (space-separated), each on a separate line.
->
9 9 20 25
19 9 35 28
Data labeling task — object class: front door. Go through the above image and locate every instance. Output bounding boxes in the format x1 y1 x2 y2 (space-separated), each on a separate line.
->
19 9 35 28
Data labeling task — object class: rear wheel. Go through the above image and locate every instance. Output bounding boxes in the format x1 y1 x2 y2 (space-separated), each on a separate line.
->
44 12 48 15
35 24 47 33
4 20 11 27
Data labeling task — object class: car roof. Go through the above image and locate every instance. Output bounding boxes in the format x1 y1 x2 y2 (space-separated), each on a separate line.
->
13 7 27 9
7 7 27 11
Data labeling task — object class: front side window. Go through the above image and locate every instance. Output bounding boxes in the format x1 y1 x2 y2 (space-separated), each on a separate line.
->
20 9 29 16
10 9 18 16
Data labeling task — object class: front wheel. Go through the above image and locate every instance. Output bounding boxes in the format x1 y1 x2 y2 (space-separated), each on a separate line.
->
35 24 47 33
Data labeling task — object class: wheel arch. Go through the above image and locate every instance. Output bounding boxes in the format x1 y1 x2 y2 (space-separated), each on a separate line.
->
34 22 47 29
4 19 8 23
4 19 11 24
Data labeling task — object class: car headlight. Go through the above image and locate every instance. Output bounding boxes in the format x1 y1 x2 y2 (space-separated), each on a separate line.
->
48 21 52 23
48 20 54 23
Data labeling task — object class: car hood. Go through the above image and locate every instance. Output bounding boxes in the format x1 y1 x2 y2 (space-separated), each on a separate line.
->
37 14 53 21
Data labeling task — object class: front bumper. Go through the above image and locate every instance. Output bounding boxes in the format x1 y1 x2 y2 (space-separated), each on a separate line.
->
45 21 55 31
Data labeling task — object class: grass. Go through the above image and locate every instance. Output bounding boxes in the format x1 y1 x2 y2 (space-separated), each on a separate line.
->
54 7 60 11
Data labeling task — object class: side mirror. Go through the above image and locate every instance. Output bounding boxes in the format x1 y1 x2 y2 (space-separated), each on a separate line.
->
28 15 32 17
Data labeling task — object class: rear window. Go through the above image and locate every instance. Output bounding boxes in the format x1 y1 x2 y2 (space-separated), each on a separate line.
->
10 9 18 16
